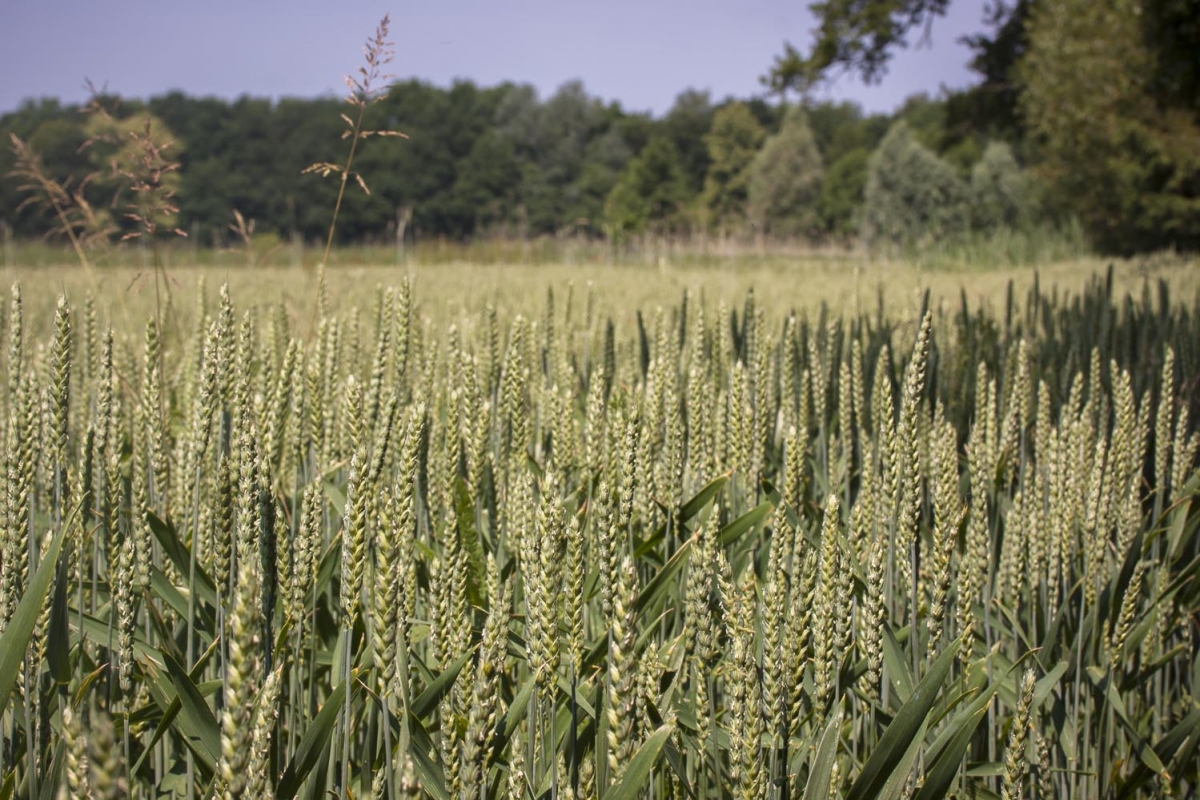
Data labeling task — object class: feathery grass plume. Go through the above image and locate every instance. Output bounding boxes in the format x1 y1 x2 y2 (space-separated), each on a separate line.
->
303 15 407 303
1001 669 1037 800
7 134 109 269
606 555 640 785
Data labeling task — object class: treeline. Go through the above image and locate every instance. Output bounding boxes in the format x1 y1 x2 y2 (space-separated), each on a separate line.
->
0 75 1190 254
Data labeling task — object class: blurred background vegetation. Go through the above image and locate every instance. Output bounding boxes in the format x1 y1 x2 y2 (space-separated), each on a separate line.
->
1 0 1196 260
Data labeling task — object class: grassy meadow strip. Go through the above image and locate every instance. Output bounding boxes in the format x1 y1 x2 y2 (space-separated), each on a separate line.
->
0 268 1197 799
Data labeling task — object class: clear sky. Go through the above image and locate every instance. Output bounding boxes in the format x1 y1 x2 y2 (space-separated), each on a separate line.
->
0 0 991 117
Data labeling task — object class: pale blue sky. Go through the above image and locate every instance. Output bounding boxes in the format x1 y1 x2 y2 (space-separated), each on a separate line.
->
0 0 990 116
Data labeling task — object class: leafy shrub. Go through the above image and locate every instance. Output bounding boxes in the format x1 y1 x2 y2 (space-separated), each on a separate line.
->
818 147 871 238
604 135 688 237
747 106 825 237
970 141 1035 231
861 121 970 248
701 103 766 232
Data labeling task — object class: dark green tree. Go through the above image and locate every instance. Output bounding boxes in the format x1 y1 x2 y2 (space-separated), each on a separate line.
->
818 147 871 237
701 103 766 232
969 141 1034 231
747 107 825 236
764 0 952 95
604 135 688 237
664 89 714 193
1020 0 1200 251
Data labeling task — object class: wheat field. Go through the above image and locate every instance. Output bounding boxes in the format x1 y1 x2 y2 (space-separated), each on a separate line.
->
0 261 1197 800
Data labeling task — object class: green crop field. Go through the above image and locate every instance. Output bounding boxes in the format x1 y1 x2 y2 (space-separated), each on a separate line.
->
0 258 1198 800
